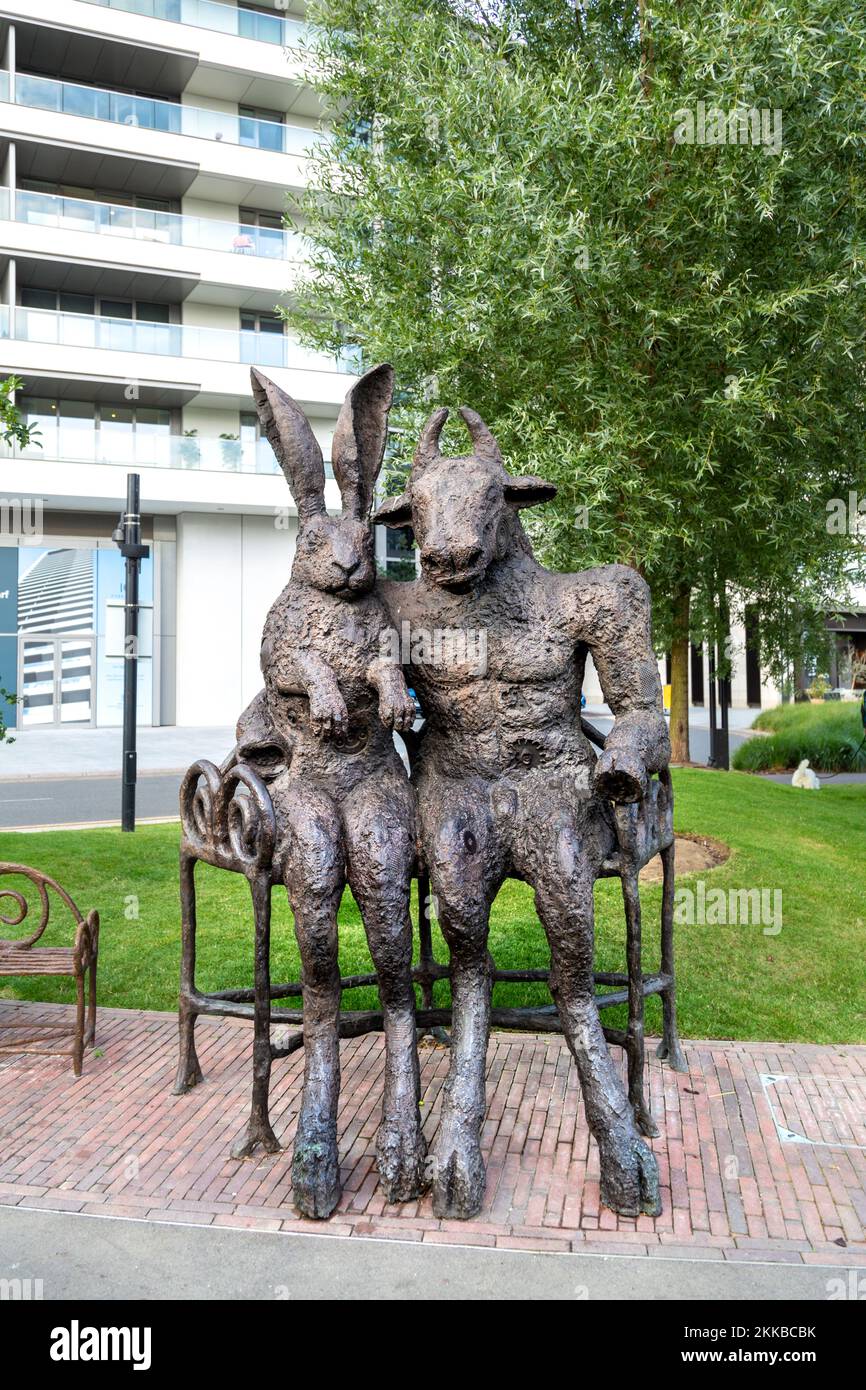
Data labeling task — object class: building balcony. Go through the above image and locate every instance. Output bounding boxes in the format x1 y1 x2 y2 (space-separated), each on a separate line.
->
1 1 316 95
0 305 356 407
11 72 323 156
6 427 276 472
0 73 321 199
8 188 301 259
4 305 346 372
0 188 305 303
3 425 334 478
78 0 312 49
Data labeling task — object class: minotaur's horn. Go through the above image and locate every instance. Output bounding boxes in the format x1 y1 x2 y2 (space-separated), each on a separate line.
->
459 406 502 465
413 406 449 475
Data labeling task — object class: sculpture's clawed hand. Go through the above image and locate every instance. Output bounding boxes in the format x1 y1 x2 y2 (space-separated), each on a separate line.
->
377 674 417 733
593 746 648 803
309 686 349 741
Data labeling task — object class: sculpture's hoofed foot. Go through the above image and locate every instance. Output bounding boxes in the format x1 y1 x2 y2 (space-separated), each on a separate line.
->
376 1121 429 1204
230 1120 281 1161
599 1133 661 1218
430 1131 486 1220
172 1054 203 1095
292 1127 341 1219
633 1098 659 1139
656 1035 689 1074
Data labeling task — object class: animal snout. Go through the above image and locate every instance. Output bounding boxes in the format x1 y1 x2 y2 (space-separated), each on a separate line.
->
422 541 484 576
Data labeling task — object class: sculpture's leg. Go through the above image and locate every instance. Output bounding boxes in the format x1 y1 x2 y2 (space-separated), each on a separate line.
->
231 873 281 1159
173 850 203 1094
620 864 658 1137
344 778 427 1204
422 786 501 1220
282 787 345 1219
656 839 688 1072
522 810 661 1219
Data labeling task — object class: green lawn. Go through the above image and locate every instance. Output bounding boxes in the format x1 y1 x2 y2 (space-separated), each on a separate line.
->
1 767 864 1044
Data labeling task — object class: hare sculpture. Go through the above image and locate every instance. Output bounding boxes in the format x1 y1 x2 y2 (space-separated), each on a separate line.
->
249 364 426 1219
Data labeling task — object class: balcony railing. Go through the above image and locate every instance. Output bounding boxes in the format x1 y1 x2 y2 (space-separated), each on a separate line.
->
3 427 335 478
3 305 352 373
9 73 325 157
4 187 302 261
79 0 311 49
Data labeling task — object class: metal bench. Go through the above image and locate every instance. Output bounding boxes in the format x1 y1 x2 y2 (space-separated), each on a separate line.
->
0 863 99 1077
173 717 687 1161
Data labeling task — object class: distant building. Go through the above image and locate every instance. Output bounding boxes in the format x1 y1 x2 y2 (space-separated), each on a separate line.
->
0 0 355 729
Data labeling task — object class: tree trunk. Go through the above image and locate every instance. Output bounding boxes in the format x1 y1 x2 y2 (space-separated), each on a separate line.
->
669 584 690 763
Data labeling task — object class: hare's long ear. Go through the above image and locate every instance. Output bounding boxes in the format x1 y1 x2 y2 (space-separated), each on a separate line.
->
251 368 326 522
331 363 394 520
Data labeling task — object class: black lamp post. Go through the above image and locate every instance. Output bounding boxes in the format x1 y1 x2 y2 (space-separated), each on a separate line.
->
112 474 150 832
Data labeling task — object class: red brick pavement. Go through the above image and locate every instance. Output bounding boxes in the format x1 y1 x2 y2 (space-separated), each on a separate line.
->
0 1001 864 1263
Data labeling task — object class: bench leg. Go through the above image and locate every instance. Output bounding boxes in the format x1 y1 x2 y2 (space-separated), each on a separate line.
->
621 865 657 1138
174 851 204 1094
232 872 280 1159
655 840 688 1073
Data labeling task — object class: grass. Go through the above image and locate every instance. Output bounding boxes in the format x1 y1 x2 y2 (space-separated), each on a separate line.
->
732 698 866 774
1 767 864 1044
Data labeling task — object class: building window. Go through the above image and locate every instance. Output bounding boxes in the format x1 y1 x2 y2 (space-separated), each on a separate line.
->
18 396 170 466
240 310 284 366
18 289 171 322
239 104 284 152
238 206 286 258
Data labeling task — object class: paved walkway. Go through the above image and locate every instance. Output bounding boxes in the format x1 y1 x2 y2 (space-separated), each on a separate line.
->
0 1003 863 1269
0 725 234 781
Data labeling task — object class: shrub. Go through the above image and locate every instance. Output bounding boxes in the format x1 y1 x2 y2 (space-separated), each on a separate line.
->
732 700 866 773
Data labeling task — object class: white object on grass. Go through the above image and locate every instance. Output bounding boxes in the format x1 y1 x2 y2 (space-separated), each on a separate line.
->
791 759 820 790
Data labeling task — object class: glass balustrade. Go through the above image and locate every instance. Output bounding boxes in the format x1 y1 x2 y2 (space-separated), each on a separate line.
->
4 306 348 373
10 73 324 157
79 0 311 49
2 427 336 477
6 188 301 261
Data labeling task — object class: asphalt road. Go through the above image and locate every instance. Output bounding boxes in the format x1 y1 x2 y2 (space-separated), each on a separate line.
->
0 774 183 830
0 721 753 830
0 1205 853 1301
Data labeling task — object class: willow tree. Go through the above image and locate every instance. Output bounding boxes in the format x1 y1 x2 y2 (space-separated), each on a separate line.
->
289 0 866 758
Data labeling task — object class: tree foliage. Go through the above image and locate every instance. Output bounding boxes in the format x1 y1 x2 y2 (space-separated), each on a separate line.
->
289 0 866 690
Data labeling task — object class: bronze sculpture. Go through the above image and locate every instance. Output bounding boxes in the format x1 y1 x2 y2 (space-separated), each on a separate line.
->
374 407 672 1219
243 365 426 1218
176 364 683 1225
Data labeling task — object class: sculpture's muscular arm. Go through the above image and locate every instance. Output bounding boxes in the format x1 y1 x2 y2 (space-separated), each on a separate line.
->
569 564 671 801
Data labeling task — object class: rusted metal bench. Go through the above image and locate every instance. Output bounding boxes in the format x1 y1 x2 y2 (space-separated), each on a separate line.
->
0 863 99 1077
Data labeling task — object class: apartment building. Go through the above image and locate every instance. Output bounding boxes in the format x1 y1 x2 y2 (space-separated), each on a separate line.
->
0 0 356 730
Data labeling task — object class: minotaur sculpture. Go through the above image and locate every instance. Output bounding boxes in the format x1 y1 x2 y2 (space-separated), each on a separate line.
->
246 365 426 1219
374 406 672 1220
